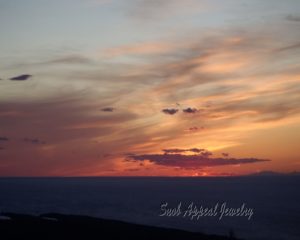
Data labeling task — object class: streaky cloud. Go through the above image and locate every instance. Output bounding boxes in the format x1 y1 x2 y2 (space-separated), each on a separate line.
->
47 55 93 65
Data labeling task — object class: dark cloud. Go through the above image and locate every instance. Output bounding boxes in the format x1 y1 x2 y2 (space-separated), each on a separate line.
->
163 148 188 153
101 107 115 112
201 150 213 157
126 149 270 169
9 74 32 81
0 137 9 141
162 148 206 154
190 148 206 153
222 153 229 157
183 107 199 113
251 171 300 176
286 15 300 22
23 138 46 145
0 147 4 150
188 126 204 131
162 108 178 115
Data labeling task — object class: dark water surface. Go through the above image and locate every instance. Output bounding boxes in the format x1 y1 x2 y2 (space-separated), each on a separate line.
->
0 176 299 240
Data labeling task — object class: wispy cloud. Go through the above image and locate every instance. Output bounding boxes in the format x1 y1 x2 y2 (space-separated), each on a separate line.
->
1 6 299 176
90 0 112 4
46 55 93 65
23 138 46 145
104 42 174 58
0 137 9 141
127 0 204 22
286 14 300 22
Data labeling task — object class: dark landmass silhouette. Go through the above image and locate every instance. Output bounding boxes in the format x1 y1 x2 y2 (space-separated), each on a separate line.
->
0 213 240 240
248 171 300 176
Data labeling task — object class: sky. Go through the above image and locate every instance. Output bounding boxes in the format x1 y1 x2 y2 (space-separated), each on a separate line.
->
0 0 299 176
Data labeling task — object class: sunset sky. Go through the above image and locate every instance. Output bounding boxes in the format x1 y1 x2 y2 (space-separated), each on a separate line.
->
0 0 299 176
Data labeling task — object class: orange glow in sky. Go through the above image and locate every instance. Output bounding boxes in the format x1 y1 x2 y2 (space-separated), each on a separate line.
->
0 0 299 176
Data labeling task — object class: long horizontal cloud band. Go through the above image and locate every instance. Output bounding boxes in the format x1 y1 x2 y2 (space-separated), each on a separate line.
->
126 152 270 169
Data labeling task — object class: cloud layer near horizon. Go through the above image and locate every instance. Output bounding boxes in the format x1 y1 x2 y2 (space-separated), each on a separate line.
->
126 148 270 169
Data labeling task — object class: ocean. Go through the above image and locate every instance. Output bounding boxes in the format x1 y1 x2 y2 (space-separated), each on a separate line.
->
0 176 299 240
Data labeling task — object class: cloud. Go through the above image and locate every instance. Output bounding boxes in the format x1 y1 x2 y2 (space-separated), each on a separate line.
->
188 126 204 131
9 74 32 81
0 137 9 141
183 107 199 113
23 138 46 145
162 148 188 153
127 0 203 22
88 0 112 5
47 55 93 65
0 91 142 175
275 42 300 52
126 148 270 169
162 108 178 115
0 147 5 150
125 168 141 172
286 15 300 22
104 42 174 58
101 107 115 112
1 22 299 176
213 93 300 123
188 127 198 131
